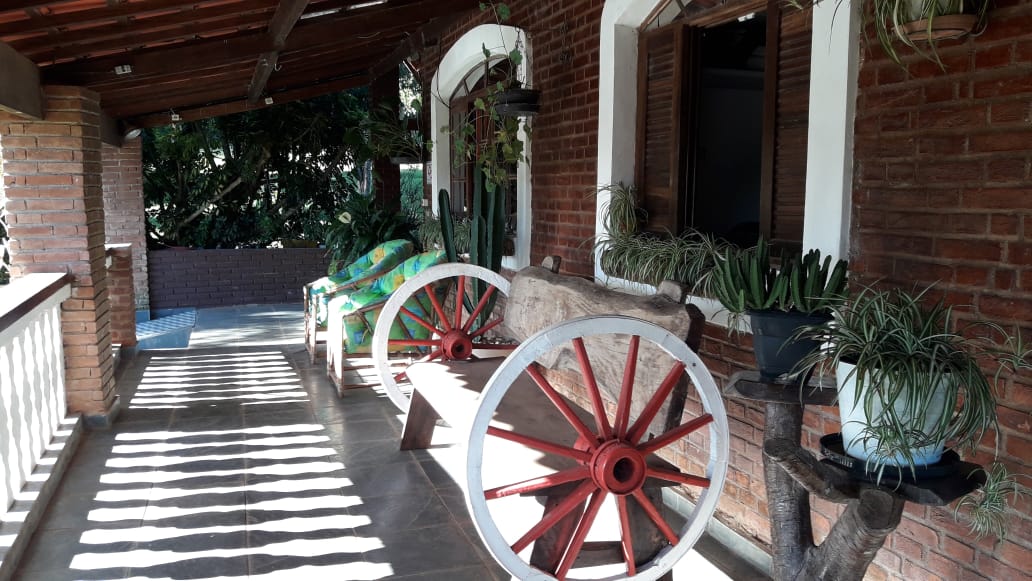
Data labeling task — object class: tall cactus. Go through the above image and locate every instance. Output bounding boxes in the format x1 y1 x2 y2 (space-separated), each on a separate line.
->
435 166 506 326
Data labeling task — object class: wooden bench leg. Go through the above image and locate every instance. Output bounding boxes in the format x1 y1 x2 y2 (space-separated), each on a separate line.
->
628 487 674 581
400 389 440 450
530 491 585 574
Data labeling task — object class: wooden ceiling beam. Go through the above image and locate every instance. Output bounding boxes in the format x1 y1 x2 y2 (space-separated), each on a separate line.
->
246 0 310 105
0 1 78 14
28 21 270 65
0 40 43 119
11 2 278 59
128 73 369 128
0 0 248 37
42 31 274 84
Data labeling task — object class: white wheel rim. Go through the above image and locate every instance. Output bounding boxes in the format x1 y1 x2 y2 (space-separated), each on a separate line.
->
372 262 511 412
465 315 729 581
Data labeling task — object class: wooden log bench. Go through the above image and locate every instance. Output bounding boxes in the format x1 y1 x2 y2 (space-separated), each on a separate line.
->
369 260 731 581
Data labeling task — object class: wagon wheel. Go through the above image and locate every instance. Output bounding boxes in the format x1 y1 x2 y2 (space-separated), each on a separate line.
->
373 263 513 412
465 316 729 581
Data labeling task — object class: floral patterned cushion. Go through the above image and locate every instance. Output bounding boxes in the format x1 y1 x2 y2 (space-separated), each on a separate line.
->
309 239 413 326
329 250 447 355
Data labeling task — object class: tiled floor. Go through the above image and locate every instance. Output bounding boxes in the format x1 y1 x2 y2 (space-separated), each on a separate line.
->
14 304 747 581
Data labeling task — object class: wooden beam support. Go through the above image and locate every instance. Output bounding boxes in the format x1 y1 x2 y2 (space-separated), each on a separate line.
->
99 111 123 148
367 14 462 80
247 0 310 105
0 41 43 119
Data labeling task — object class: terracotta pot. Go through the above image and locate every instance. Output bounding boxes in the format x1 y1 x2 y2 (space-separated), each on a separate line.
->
901 14 978 42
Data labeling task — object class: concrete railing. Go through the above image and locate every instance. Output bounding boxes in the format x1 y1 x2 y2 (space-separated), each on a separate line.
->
0 273 72 516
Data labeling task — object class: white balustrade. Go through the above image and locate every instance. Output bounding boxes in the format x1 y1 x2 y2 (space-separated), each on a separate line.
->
0 273 72 517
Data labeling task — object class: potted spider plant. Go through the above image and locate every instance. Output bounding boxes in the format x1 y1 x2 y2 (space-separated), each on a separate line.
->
792 285 1026 475
790 0 990 68
710 239 848 380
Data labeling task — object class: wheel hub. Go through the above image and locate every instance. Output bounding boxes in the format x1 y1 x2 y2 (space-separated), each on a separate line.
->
441 329 474 360
589 440 647 495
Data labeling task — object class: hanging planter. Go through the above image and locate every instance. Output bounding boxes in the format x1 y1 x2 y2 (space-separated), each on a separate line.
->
494 87 540 117
901 13 979 42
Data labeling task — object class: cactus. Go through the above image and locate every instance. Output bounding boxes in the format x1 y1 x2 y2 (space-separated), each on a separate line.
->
436 168 506 326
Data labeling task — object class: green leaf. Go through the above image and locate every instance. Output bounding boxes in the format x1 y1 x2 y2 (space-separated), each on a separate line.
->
508 48 523 67
496 3 511 21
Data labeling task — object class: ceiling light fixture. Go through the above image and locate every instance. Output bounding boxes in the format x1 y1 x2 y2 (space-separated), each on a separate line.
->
300 8 341 20
170 112 181 122
348 0 388 10
264 97 274 105
114 64 133 75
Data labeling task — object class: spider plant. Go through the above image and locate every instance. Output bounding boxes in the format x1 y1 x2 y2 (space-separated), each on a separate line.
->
957 462 1029 541
873 0 989 67
792 284 1024 476
596 182 641 236
788 0 990 69
417 213 472 255
595 229 729 296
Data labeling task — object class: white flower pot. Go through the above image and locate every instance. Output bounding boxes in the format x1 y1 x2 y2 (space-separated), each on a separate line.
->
836 361 948 467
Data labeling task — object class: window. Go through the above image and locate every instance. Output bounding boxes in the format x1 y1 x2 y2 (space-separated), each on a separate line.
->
448 61 519 254
635 3 812 250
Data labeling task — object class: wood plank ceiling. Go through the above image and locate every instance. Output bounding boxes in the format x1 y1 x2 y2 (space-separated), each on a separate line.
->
0 0 478 131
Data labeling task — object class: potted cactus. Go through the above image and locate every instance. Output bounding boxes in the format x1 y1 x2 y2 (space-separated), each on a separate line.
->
710 239 848 380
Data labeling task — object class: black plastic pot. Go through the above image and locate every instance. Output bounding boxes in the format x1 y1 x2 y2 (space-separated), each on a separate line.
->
494 88 540 117
748 309 831 380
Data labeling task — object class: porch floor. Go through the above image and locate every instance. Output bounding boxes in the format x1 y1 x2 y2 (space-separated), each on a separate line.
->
15 304 748 580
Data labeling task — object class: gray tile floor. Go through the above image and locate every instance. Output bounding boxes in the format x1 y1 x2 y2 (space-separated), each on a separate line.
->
15 304 743 581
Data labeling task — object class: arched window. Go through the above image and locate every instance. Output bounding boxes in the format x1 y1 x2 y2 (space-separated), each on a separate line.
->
430 24 531 269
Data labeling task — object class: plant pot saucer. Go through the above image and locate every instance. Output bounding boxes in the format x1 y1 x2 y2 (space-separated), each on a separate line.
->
902 14 978 42
820 433 960 484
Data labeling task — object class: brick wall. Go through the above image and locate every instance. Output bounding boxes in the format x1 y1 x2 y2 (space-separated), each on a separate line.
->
106 244 136 346
101 139 148 311
148 248 332 310
425 2 1032 578
418 0 603 278
847 1 1032 578
0 86 116 418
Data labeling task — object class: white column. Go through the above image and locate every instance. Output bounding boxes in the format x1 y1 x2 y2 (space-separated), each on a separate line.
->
801 1 862 262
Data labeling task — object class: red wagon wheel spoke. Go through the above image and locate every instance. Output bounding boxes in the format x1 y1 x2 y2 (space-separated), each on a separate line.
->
487 426 592 463
453 275 466 330
391 348 443 382
469 316 505 338
484 466 590 500
631 488 679 545
638 413 714 456
647 466 711 489
525 366 601 449
463 284 499 333
614 335 640 438
555 488 608 580
616 496 637 576
573 338 613 440
423 283 451 332
387 339 440 348
626 361 686 445
398 305 442 336
511 480 597 554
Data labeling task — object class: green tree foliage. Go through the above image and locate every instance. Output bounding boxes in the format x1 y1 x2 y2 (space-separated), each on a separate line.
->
400 168 424 218
143 90 374 249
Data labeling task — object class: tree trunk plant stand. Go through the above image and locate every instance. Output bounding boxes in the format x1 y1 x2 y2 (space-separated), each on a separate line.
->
725 371 984 581
373 262 728 580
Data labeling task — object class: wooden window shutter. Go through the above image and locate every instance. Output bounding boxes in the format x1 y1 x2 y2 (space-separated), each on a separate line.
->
763 1 812 247
635 23 694 235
